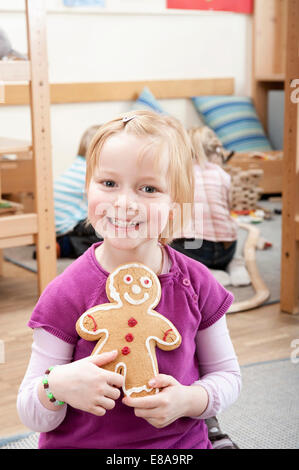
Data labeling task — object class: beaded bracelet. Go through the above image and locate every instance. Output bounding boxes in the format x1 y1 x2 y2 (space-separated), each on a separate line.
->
43 366 65 406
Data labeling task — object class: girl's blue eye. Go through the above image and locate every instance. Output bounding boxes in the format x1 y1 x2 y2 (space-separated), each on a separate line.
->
103 180 116 187
142 185 157 193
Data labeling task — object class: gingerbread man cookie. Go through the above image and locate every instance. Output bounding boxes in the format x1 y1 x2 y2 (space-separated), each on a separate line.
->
76 263 181 397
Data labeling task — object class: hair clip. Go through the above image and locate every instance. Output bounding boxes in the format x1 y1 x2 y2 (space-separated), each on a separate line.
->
122 115 136 123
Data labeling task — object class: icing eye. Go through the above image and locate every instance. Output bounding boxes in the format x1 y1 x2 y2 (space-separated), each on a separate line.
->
123 274 133 284
140 276 152 288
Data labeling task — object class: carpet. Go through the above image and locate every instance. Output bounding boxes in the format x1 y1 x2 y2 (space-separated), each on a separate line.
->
0 358 297 449
218 358 299 449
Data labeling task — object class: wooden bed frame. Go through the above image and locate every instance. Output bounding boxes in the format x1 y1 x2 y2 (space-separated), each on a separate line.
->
2 77 234 105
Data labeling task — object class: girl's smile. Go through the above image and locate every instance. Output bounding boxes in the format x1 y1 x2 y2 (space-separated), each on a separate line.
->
106 217 142 231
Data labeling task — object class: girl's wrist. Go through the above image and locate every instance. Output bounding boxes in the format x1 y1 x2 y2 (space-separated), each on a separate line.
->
43 367 65 406
183 384 209 418
37 377 64 412
38 366 66 411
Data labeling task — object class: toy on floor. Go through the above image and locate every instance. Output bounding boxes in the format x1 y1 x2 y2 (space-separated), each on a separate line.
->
225 166 264 212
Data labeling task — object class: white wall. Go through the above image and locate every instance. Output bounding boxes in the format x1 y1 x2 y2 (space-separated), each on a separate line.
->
0 0 252 178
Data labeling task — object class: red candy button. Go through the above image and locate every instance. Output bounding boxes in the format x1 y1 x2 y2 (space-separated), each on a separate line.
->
122 346 131 355
125 333 134 342
128 317 137 327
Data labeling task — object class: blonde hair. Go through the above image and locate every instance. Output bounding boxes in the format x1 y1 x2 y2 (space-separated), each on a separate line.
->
188 127 208 166
189 126 224 166
85 110 194 245
78 124 102 158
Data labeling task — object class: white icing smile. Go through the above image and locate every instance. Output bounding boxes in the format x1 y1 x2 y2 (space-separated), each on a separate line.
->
124 292 149 305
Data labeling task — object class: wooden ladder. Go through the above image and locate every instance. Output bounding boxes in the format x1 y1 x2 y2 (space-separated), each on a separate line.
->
280 0 299 314
0 0 56 295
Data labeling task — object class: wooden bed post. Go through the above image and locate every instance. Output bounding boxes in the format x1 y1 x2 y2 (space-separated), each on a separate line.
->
280 0 299 314
26 0 57 293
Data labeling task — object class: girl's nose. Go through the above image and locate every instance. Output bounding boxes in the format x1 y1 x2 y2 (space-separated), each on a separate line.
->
114 194 138 213
131 284 141 294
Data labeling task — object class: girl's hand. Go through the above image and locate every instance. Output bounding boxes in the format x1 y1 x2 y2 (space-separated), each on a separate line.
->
47 350 124 416
122 374 209 428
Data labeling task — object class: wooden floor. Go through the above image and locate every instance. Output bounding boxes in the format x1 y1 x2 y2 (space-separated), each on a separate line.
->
0 260 299 438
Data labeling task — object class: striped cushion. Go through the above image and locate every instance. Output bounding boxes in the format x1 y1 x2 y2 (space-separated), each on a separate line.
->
54 155 88 236
132 87 166 113
192 96 273 152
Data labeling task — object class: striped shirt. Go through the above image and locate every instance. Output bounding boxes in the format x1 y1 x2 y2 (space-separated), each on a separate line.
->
54 156 88 236
182 163 238 242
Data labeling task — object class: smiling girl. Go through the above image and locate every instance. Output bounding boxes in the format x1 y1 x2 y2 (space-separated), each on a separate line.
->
17 110 241 449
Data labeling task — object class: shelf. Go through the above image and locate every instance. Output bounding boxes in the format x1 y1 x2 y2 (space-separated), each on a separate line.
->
0 137 32 156
255 74 285 83
0 60 31 82
0 234 34 249
0 213 38 239
0 198 23 215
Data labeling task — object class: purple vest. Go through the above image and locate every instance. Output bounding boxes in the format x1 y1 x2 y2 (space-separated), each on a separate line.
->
28 243 233 449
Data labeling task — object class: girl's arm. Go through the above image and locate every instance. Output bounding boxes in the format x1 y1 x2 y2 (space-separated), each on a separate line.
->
17 329 124 433
17 328 73 432
192 314 242 419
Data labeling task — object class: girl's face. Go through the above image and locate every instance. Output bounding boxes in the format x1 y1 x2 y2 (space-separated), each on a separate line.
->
87 132 172 250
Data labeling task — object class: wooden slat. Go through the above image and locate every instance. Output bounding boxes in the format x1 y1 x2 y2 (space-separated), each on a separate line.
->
0 137 31 155
255 74 285 82
26 0 57 294
1 78 235 105
296 216 299 242
280 0 299 315
0 61 31 82
0 213 38 239
0 234 34 249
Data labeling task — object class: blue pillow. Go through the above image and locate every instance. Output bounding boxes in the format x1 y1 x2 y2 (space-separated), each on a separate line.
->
192 96 273 152
132 87 166 114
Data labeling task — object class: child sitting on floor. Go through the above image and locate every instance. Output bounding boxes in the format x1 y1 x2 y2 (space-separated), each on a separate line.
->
54 125 102 258
172 126 250 287
171 126 238 281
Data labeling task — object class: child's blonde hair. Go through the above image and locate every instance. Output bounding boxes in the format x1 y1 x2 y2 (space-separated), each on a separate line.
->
85 110 194 245
188 127 208 166
78 124 102 158
189 126 225 166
